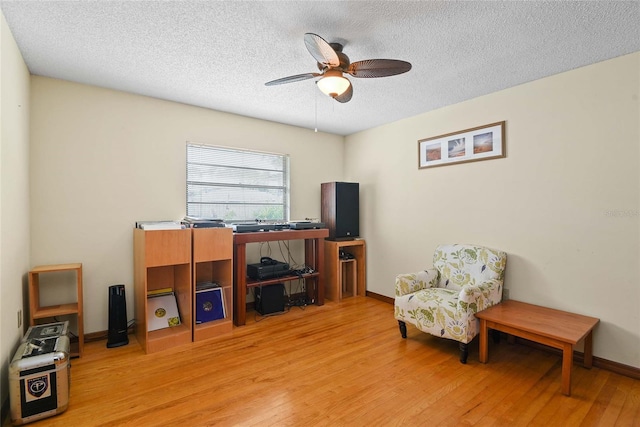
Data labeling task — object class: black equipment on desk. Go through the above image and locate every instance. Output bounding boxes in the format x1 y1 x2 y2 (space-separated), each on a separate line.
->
230 223 276 233
288 221 325 230
247 257 291 280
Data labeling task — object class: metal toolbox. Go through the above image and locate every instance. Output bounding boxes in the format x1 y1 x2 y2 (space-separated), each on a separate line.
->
10 322 71 425
21 322 68 343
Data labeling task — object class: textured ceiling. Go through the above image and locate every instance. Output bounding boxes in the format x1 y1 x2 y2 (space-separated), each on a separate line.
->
1 1 639 136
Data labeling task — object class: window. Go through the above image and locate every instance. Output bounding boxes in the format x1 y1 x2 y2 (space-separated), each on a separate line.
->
186 143 289 222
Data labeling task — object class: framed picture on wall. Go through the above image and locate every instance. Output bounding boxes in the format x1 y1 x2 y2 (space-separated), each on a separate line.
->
418 121 506 169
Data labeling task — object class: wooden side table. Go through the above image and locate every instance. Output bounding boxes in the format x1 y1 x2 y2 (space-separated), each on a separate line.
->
476 300 599 396
28 263 84 357
324 239 366 301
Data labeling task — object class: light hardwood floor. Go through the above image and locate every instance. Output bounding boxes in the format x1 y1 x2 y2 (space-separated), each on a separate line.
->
6 297 640 426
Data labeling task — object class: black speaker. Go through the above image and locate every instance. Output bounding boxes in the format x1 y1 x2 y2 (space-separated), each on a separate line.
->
255 283 285 315
107 284 129 348
321 181 359 241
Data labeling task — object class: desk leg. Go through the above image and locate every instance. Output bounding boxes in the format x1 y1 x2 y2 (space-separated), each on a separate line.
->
309 237 325 306
561 343 574 396
583 330 594 369
234 243 247 326
479 319 489 363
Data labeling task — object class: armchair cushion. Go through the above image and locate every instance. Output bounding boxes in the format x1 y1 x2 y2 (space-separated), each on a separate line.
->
394 287 466 341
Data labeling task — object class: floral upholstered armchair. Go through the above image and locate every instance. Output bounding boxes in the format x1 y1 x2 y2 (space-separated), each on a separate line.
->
394 244 507 363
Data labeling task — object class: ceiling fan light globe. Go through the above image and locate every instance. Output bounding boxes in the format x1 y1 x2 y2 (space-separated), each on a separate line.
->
317 75 350 98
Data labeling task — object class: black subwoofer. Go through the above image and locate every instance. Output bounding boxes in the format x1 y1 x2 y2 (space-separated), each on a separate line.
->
255 283 285 315
107 284 129 348
321 181 359 241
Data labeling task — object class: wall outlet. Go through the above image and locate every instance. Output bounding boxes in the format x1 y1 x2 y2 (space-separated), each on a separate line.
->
503 289 510 301
17 309 22 329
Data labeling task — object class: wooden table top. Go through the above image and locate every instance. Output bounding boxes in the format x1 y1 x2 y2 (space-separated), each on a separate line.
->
476 300 599 345
233 228 328 244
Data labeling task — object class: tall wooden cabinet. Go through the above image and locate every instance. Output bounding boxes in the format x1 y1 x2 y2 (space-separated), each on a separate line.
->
134 228 192 354
192 227 233 341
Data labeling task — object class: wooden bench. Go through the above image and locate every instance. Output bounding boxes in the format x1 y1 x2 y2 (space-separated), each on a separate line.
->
475 300 599 396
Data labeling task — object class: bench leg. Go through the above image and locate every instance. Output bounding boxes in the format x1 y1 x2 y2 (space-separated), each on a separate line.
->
562 343 574 396
479 319 488 363
584 330 594 368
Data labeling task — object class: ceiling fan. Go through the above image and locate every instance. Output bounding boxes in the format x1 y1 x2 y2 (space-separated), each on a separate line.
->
265 33 412 103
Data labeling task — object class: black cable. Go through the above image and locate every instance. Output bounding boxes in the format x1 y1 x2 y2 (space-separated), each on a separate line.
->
277 240 289 266
259 242 272 259
279 240 301 269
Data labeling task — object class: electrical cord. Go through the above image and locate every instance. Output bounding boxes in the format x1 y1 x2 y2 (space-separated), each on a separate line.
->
258 239 309 271
259 242 272 260
278 240 300 269
286 277 309 309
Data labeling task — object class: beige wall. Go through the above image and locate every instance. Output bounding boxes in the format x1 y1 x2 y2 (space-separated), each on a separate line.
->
0 11 30 404
29 77 344 335
345 53 640 368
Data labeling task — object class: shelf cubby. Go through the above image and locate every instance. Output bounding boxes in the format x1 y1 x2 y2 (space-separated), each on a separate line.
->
192 228 233 342
134 229 192 354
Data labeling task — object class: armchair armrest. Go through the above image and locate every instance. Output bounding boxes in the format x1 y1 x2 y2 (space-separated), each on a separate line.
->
395 268 439 297
458 279 503 314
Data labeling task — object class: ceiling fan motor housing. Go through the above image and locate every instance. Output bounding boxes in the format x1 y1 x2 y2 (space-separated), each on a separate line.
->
317 43 350 72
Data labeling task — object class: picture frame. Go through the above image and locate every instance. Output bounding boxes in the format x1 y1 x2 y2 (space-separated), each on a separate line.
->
418 121 505 169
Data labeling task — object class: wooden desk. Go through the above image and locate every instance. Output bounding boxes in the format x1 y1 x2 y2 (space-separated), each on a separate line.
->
476 300 599 396
233 228 328 326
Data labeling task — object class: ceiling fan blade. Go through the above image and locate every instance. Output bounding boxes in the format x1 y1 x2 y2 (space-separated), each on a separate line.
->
347 59 412 78
304 33 340 67
334 82 353 103
265 73 320 86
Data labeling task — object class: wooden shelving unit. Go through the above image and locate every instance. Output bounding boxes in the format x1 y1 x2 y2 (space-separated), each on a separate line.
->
192 227 233 341
134 228 192 354
28 263 84 357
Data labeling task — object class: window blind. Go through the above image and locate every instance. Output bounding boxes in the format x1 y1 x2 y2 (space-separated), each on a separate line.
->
186 143 289 222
